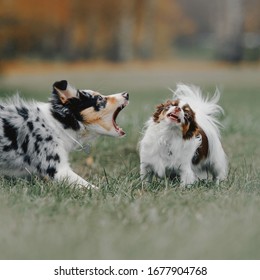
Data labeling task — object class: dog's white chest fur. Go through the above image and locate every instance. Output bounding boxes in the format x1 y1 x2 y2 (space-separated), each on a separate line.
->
140 119 200 180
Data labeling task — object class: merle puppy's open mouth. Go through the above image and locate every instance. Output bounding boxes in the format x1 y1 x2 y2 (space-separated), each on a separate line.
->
112 99 129 136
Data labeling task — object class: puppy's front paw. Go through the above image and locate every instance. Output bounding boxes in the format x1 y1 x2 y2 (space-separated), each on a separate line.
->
77 182 98 190
180 171 196 187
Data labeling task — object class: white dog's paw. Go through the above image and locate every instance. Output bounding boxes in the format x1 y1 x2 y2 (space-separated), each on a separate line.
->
180 170 196 187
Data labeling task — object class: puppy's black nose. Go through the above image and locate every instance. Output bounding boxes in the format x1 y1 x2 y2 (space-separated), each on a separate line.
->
122 92 129 100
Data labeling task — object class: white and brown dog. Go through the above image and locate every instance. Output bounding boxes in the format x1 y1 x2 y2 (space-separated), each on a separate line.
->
0 80 129 188
139 84 227 186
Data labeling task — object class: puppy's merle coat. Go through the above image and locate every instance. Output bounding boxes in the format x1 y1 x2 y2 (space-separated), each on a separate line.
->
0 80 129 188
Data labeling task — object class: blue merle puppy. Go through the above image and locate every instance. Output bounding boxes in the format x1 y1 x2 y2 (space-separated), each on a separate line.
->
0 80 129 188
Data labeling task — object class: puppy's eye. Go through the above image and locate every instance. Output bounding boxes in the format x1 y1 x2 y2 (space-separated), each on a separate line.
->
97 95 103 101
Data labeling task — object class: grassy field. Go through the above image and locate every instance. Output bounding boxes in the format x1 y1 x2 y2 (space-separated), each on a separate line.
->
0 62 260 259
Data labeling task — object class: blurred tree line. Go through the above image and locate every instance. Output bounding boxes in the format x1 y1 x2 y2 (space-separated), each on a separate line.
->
0 0 259 62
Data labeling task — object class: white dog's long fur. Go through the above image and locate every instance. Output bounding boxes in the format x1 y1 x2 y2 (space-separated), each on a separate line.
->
139 84 228 186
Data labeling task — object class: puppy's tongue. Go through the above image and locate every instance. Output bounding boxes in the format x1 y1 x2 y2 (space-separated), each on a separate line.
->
167 113 181 123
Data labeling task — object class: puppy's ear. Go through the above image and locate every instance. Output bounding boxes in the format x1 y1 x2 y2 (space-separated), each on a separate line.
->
153 100 172 123
153 103 165 123
182 110 199 140
53 80 77 104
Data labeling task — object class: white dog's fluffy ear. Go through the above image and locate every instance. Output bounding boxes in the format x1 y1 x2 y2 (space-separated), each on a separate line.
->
53 80 77 104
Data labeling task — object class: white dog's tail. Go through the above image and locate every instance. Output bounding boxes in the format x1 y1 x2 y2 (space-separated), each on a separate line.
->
172 84 228 180
171 84 224 137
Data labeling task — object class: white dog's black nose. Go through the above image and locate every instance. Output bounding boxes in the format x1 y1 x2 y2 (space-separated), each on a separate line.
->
122 92 129 100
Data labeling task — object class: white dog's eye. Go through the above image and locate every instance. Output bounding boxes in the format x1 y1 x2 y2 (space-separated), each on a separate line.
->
97 95 103 101
184 112 192 120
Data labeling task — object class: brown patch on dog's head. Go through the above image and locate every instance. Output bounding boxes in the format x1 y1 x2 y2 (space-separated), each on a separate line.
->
153 100 179 123
152 98 199 140
181 104 199 140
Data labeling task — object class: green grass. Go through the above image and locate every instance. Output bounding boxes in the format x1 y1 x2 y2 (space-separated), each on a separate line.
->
0 66 260 259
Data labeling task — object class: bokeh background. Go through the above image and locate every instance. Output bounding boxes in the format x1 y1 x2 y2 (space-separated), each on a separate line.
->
0 0 259 64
